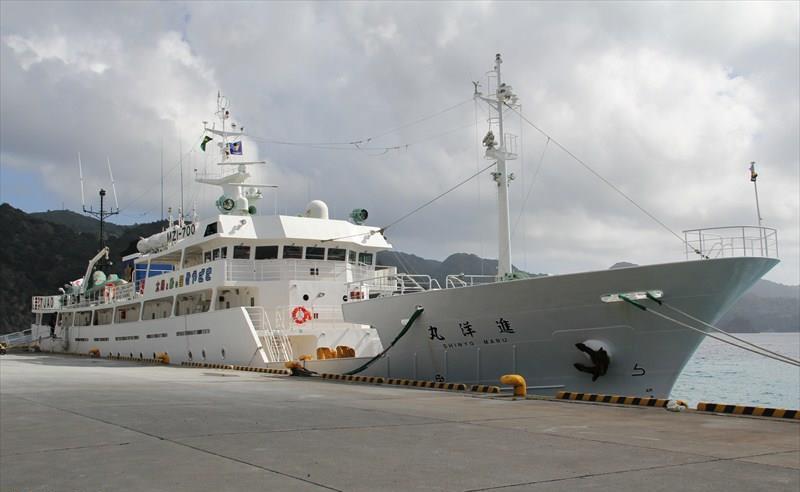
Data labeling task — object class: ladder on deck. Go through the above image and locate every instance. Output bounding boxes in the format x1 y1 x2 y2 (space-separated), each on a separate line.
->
244 307 293 363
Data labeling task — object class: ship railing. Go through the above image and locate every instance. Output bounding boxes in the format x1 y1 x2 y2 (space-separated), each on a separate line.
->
245 306 293 363
346 272 441 298
0 329 32 347
683 226 779 260
224 259 374 283
31 295 62 311
43 279 146 310
445 274 500 289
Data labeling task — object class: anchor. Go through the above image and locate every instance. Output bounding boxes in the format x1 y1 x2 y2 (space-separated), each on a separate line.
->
574 341 611 382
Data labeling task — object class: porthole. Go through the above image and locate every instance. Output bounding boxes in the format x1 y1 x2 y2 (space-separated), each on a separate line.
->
129 352 133 358
202 349 207 359
152 352 157 359
139 352 143 359
221 347 226 359
188 351 193 360
302 294 309 301
342 295 348 302
116 352 120 357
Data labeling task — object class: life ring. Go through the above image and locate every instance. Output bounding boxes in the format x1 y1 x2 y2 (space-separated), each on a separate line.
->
103 284 116 302
291 306 312 325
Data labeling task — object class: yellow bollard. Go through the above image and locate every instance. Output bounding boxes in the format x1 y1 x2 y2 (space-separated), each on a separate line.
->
500 374 527 398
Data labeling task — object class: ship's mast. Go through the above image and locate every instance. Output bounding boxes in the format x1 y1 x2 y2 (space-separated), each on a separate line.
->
475 54 519 279
196 93 276 216
493 54 512 278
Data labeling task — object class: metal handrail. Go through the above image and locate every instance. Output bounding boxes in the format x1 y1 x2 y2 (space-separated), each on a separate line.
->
245 306 293 363
445 274 500 289
683 225 779 260
345 272 439 298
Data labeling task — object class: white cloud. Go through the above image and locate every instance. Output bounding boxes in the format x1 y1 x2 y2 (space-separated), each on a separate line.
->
1 1 797 284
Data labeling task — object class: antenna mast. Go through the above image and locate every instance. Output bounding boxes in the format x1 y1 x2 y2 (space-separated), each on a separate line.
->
196 92 273 216
79 155 120 269
161 137 164 221
78 153 86 209
107 157 120 210
475 53 519 279
83 189 119 269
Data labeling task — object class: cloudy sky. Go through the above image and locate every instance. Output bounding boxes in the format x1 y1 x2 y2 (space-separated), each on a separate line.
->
1 1 798 284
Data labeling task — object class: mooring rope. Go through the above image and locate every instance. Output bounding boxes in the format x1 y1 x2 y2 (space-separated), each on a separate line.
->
620 295 800 367
661 301 800 365
343 306 424 376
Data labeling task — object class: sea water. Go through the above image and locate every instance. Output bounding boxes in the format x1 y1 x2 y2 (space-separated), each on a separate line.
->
671 332 800 409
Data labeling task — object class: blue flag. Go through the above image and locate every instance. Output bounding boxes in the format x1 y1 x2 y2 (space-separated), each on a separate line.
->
228 141 243 155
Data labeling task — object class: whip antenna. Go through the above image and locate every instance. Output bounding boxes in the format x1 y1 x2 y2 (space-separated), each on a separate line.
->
78 152 86 209
107 157 119 210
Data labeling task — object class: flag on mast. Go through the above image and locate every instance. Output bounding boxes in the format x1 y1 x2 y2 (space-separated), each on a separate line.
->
201 136 213 151
750 161 758 182
228 141 243 155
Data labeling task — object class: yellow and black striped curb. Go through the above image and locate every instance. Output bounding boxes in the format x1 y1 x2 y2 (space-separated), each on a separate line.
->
104 355 167 364
556 391 678 408
384 378 469 391
317 374 499 393
697 402 799 420
320 373 385 384
179 361 290 375
470 384 501 394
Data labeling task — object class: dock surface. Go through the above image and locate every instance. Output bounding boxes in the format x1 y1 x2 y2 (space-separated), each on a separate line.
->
1 354 798 491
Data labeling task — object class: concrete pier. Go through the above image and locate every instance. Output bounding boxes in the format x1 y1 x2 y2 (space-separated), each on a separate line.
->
1 354 798 491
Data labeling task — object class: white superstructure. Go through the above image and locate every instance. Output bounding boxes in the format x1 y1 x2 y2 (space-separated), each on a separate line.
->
29 95 403 366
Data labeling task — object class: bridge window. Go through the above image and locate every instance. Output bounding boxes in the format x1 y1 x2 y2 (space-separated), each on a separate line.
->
283 245 303 259
348 251 357 264
358 252 374 266
204 251 212 263
255 245 278 260
327 248 346 261
204 222 218 237
305 247 325 260
233 245 251 259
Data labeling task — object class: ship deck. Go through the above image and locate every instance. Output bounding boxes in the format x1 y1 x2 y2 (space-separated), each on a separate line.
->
1 353 797 491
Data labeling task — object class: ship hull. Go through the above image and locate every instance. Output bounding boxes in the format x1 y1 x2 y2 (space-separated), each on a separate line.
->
338 257 778 398
30 308 269 366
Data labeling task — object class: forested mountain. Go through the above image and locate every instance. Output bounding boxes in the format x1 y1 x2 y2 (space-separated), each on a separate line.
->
0 203 796 334
0 204 165 333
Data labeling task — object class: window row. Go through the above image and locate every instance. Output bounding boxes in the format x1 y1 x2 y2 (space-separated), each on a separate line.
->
202 245 374 265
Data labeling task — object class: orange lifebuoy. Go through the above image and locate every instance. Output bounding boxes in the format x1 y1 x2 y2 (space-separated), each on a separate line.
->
291 306 312 325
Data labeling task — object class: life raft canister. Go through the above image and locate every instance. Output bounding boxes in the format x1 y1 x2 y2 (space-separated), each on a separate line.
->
291 306 312 325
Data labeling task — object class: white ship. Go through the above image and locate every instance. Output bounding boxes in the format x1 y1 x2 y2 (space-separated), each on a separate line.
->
326 54 782 398
26 55 782 399
30 94 397 366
